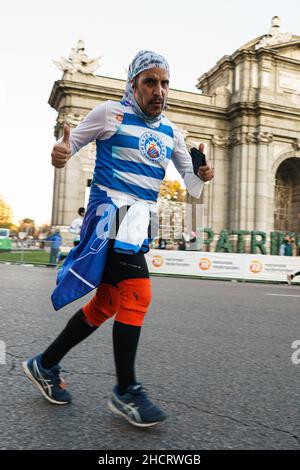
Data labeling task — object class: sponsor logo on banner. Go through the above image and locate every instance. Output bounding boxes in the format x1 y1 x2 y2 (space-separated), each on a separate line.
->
199 257 212 271
152 255 164 268
249 259 263 273
146 250 300 281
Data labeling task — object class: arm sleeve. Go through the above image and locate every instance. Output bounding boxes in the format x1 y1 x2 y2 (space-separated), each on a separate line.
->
172 129 204 199
56 101 117 156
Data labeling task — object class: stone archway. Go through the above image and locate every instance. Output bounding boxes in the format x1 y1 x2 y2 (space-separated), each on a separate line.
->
274 157 300 232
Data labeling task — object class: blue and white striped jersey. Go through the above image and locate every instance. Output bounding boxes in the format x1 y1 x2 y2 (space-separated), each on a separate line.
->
65 100 204 202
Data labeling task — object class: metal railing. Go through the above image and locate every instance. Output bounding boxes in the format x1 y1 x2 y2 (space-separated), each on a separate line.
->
0 239 73 266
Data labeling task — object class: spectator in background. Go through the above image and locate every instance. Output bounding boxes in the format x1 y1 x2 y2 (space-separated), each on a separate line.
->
158 237 167 249
279 234 293 256
189 230 198 251
284 235 293 256
46 230 62 265
70 207 85 247
279 239 286 256
177 234 186 251
290 237 297 256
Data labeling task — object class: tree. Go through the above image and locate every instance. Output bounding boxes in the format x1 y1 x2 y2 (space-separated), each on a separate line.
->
158 179 187 242
18 218 36 236
37 224 51 238
159 178 186 202
0 197 13 228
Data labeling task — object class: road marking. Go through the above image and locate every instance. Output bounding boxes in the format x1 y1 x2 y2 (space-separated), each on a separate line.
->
266 293 300 298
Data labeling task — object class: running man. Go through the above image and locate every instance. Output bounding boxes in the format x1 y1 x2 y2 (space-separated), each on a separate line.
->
22 50 214 427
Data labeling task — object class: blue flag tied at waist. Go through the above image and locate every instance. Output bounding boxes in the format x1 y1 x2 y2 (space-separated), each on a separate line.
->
51 185 117 310
51 184 155 310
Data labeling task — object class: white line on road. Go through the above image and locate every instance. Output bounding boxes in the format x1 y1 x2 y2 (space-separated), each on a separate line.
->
265 293 300 298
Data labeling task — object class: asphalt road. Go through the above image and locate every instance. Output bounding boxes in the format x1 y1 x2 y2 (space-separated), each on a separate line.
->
0 263 300 450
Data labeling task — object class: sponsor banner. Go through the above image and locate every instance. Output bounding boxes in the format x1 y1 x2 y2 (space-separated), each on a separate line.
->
146 250 300 282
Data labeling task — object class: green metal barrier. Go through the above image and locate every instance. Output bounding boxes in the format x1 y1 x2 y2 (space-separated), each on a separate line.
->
0 237 12 251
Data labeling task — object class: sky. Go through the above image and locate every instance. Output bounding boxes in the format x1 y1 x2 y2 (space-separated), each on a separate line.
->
1 0 300 225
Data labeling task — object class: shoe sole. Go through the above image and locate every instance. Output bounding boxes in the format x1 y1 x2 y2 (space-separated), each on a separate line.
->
22 361 70 405
107 399 164 428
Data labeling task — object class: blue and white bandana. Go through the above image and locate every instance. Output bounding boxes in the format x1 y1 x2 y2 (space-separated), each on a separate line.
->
121 50 170 124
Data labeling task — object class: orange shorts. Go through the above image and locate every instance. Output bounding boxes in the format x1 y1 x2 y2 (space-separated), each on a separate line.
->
82 278 151 327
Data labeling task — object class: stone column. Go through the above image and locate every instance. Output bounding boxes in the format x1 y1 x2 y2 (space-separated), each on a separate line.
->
228 133 242 230
255 132 273 231
238 136 249 229
211 135 230 232
228 130 257 231
244 132 257 230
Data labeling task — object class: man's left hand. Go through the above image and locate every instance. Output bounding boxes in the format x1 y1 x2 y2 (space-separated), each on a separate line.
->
197 143 214 182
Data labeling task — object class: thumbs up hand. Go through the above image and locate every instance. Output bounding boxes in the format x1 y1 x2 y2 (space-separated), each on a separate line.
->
51 123 71 168
62 123 70 145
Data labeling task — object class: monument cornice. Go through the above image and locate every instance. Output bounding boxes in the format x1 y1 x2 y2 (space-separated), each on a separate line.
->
49 75 229 121
262 38 300 51
227 100 300 120
49 79 124 111
198 50 262 89
166 99 227 119
227 102 259 119
197 55 234 87
231 48 257 64
272 54 300 67
254 101 300 119
254 47 276 60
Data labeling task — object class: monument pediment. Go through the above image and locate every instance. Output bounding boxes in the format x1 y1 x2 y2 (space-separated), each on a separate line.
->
252 17 300 57
239 36 300 54
197 18 300 93
262 39 300 61
235 16 300 59
237 35 264 51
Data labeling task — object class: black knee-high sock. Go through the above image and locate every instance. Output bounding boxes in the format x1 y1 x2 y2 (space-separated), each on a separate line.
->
41 309 98 369
112 320 141 395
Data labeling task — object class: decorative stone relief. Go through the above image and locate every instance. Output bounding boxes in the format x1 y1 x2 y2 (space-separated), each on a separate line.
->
212 135 230 148
293 139 300 151
245 133 257 144
229 131 242 146
57 113 84 127
256 132 274 144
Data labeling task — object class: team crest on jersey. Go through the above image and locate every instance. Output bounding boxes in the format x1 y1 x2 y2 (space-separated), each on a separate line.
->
139 132 167 163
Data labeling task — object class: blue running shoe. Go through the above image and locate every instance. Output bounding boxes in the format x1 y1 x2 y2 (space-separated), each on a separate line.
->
108 383 167 427
22 353 72 405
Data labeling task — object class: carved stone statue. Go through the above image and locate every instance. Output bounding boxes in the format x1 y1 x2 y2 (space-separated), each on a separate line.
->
53 40 102 75
255 17 292 50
